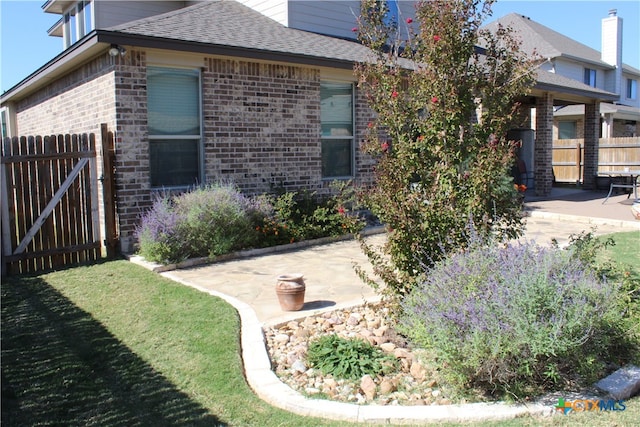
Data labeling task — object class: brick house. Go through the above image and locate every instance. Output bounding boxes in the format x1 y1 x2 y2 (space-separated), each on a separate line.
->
2 1 635 254
2 0 418 253
483 10 640 188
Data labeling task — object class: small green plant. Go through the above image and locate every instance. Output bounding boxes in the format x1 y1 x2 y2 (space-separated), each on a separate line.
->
306 334 397 381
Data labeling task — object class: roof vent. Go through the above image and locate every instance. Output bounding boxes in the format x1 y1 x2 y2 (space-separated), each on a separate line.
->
608 9 617 17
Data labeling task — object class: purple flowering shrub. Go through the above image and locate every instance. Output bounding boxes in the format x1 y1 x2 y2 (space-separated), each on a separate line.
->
399 237 629 399
173 184 262 258
135 194 188 264
135 184 261 263
135 183 362 263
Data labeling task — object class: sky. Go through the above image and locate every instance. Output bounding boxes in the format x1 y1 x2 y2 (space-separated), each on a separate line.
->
1 0 639 94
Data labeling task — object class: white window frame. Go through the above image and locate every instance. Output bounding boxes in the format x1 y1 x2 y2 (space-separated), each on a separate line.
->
558 121 577 139
320 81 355 179
583 68 596 87
147 66 204 189
627 78 638 100
1 107 9 139
62 1 94 49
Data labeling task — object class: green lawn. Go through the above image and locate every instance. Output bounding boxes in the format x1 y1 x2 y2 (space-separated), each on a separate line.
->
1 231 638 426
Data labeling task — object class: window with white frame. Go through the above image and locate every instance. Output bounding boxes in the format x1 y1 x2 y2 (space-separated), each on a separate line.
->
321 82 354 178
63 1 93 49
627 78 638 100
147 66 202 188
583 68 596 87
1 108 8 139
558 121 577 139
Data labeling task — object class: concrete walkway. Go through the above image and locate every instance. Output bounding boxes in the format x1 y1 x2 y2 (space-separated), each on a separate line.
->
132 188 640 424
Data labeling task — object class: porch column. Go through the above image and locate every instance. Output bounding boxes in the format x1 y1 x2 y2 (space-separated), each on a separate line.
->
534 93 554 196
583 102 600 189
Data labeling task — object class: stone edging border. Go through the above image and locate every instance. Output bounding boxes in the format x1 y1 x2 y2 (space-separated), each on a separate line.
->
129 226 386 273
161 273 553 424
524 208 640 230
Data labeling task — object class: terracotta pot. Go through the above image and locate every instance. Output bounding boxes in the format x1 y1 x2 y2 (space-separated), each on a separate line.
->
276 274 306 311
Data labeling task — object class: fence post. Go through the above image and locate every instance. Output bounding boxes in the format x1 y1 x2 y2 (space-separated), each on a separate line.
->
101 124 119 257
576 143 582 186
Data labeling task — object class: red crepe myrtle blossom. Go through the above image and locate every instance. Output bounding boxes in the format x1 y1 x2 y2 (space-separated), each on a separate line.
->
431 96 439 103
391 91 399 98
433 35 441 42
381 141 390 152
337 206 346 215
352 27 358 32
367 121 374 128
406 17 413 24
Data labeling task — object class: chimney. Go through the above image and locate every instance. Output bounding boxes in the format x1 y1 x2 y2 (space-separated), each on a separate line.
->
601 9 623 95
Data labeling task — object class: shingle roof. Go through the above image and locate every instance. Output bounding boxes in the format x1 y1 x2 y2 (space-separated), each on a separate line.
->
106 0 374 65
482 13 610 67
535 69 617 98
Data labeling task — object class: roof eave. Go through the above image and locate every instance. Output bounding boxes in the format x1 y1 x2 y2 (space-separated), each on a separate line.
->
1 32 103 104
1 30 359 104
556 53 615 70
533 82 618 104
96 31 358 70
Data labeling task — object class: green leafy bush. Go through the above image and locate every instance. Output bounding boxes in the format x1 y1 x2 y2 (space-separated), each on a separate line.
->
135 184 260 263
135 194 188 264
399 234 632 399
265 187 364 244
173 184 259 257
354 0 537 298
307 334 397 380
135 183 363 264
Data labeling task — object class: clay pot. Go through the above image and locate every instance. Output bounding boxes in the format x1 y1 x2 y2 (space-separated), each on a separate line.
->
276 274 306 311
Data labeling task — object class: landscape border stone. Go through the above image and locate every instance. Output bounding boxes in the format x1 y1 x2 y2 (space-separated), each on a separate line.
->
161 273 554 424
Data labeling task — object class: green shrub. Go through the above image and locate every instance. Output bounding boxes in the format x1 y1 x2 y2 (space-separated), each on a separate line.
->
269 188 363 243
354 0 536 298
135 184 260 263
173 184 258 257
135 183 362 263
399 235 632 399
135 194 188 264
307 334 397 381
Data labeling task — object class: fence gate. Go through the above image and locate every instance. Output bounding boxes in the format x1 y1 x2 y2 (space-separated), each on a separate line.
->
1 133 103 274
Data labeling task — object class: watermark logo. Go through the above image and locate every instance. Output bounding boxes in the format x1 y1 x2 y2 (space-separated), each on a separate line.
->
555 398 626 414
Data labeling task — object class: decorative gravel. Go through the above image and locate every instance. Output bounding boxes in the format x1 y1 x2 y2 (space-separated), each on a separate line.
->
264 303 463 406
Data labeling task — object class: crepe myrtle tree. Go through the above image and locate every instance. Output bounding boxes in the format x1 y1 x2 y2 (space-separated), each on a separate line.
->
354 0 539 297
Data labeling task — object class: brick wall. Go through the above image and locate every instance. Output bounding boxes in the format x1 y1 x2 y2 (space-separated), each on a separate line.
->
11 50 377 253
202 59 323 194
583 102 600 189
535 93 554 196
15 55 117 137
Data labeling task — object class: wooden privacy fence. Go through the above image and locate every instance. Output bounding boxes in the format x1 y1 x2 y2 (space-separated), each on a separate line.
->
1 126 117 275
552 137 640 183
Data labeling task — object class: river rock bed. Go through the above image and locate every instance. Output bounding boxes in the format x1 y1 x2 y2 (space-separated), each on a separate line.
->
264 303 465 406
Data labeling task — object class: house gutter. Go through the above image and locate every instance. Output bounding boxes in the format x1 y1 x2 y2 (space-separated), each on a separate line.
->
92 30 358 71
1 31 103 103
533 81 618 103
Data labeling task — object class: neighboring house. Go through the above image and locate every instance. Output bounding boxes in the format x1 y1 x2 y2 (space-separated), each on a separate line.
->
484 10 640 140
482 10 639 190
1 1 635 254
